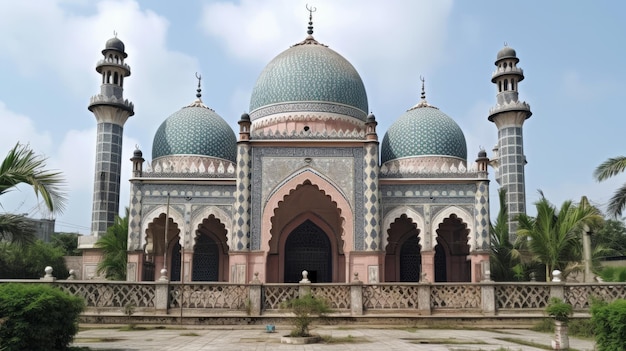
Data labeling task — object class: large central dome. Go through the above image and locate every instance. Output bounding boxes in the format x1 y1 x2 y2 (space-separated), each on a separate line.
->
248 35 368 134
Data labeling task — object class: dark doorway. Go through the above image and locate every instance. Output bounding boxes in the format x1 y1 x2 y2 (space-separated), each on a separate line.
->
399 235 421 282
170 241 181 281
284 220 332 283
434 244 447 282
192 234 220 281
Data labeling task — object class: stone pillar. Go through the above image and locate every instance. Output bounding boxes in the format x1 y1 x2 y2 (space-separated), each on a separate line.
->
248 272 262 316
420 250 435 283
155 281 169 313
417 282 431 315
350 273 363 316
363 142 381 251
298 270 312 297
550 270 565 301
481 282 496 315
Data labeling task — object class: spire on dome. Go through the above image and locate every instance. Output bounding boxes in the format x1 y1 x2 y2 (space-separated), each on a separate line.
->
408 76 437 110
292 4 327 47
186 72 213 110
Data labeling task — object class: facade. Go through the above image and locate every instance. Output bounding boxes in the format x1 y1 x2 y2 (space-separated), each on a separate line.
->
84 16 531 283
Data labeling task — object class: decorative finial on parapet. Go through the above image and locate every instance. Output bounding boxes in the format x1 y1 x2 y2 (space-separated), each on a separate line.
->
300 270 310 283
306 4 316 35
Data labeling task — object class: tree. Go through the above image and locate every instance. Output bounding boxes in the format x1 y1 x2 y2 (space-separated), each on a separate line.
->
594 156 626 217
490 189 522 281
517 193 603 281
0 240 69 279
0 143 66 245
592 219 626 257
51 232 81 256
95 208 129 280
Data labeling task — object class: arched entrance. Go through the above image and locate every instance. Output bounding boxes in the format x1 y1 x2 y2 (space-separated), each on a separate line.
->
192 234 219 281
435 214 471 282
384 214 421 282
170 240 181 281
284 220 332 283
143 213 180 281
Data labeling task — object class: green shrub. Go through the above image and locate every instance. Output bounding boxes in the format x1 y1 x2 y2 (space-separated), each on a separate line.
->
591 299 626 350
281 294 331 337
0 283 84 351
545 297 573 323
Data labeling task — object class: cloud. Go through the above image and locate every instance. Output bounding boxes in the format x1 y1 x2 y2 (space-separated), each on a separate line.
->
0 101 53 154
201 0 454 102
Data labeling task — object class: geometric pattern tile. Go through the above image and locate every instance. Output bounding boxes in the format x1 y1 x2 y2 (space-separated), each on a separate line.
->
363 143 380 251
473 181 490 251
249 40 368 119
152 104 237 162
232 144 251 251
381 106 467 164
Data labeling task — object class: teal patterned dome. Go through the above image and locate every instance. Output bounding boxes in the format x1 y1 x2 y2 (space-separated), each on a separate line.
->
381 105 467 163
249 39 368 120
152 102 236 162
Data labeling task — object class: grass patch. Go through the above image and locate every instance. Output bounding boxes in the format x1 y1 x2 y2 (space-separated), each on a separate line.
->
403 337 487 345
320 334 368 343
180 332 200 336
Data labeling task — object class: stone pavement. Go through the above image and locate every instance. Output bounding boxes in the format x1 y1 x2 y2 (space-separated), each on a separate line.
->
73 325 596 350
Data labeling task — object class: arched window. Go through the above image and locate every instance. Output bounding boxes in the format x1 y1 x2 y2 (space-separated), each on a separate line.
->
504 79 509 91
113 72 119 85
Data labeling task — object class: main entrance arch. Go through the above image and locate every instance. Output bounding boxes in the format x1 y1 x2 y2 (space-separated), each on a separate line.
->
283 220 332 283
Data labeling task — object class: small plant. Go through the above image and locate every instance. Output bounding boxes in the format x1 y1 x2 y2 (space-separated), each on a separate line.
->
591 298 626 350
546 297 573 323
281 293 331 337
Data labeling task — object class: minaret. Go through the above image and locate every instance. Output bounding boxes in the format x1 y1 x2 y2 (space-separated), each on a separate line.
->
488 45 531 242
88 35 134 237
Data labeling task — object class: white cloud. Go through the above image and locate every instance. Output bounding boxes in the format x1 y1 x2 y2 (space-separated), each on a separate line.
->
0 101 53 154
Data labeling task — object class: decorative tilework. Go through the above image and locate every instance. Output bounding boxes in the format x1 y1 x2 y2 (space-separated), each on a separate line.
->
474 181 490 251
363 143 380 251
249 44 368 119
232 144 251 251
381 106 467 164
127 183 142 251
152 105 237 162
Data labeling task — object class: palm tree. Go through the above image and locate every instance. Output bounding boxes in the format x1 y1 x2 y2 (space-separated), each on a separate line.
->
490 189 522 281
517 192 603 281
95 208 129 280
0 143 66 245
594 156 626 217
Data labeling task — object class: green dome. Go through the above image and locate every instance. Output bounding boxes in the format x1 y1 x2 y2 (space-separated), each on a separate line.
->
381 106 467 164
152 104 236 162
249 40 368 120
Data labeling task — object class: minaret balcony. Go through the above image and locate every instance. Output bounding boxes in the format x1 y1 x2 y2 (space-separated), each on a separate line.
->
491 66 524 80
96 59 131 73
89 94 134 113
488 101 531 120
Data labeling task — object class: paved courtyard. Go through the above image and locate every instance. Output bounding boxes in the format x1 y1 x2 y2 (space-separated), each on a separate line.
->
73 325 596 350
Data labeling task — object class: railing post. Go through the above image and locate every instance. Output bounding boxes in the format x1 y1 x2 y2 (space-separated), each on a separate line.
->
350 272 363 316
481 282 496 315
418 273 431 315
248 272 262 316
550 270 565 301
298 270 311 297
155 281 170 313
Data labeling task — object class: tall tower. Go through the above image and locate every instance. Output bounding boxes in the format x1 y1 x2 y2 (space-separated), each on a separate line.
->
88 36 134 237
488 45 531 242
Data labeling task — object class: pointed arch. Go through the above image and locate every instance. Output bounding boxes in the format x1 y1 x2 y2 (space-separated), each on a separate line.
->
261 169 354 254
382 206 426 251
431 205 474 252
190 205 232 250
141 205 185 250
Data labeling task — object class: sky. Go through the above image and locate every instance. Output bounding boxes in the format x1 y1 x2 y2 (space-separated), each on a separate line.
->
0 0 625 235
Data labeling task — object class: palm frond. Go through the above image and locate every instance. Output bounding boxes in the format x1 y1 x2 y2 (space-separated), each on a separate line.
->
594 156 626 181
0 213 36 246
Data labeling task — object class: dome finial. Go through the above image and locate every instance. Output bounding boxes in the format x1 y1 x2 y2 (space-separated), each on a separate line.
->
195 72 202 99
408 75 436 110
306 4 316 35
113 30 117 38
420 75 426 101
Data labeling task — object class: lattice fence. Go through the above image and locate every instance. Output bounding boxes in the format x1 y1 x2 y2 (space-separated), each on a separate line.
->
363 284 420 309
495 284 550 309
56 282 155 308
431 284 481 309
566 284 626 309
169 284 248 309
263 285 299 310
311 285 350 309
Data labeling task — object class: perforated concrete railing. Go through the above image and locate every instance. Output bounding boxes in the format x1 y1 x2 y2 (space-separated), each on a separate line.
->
430 284 481 310
168 283 248 309
363 284 420 309
310 284 351 309
55 281 155 308
495 284 551 310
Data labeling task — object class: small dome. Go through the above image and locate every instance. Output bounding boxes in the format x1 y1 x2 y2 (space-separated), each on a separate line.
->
249 41 368 121
133 149 143 158
381 106 467 164
152 104 236 162
103 37 127 57
496 46 517 61
477 149 487 158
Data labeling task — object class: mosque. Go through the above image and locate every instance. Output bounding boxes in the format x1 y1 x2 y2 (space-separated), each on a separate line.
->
80 11 532 284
